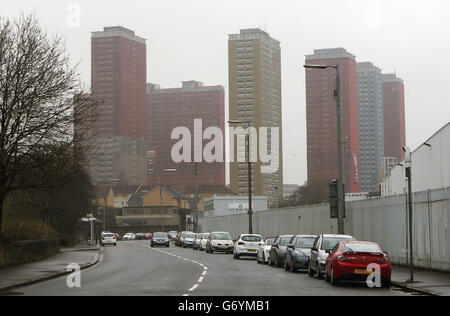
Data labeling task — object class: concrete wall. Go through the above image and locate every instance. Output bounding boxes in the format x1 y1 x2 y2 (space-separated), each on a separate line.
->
0 239 60 268
381 123 450 196
199 187 450 272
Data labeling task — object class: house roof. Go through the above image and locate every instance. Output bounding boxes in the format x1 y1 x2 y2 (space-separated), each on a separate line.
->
183 185 237 196
127 185 187 206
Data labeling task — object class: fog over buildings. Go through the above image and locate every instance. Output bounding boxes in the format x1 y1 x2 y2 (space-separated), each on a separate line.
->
3 0 449 186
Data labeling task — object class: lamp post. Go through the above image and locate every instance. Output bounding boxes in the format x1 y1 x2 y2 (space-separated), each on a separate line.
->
164 164 199 232
102 178 120 233
228 120 253 234
304 64 345 234
403 146 414 283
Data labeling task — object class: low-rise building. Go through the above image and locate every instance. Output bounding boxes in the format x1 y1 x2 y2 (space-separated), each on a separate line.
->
381 122 450 196
203 196 268 217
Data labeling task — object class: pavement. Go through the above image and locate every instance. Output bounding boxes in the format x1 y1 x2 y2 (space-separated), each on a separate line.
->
0 240 448 296
391 266 450 296
0 241 102 294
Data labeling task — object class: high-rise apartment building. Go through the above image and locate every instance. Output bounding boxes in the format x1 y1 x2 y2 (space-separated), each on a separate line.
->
228 28 283 208
91 26 147 139
383 74 406 162
89 26 148 185
305 48 360 193
357 62 384 192
146 81 225 192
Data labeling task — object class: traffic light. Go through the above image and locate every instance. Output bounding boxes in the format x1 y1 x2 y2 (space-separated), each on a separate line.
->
329 181 339 219
329 181 345 219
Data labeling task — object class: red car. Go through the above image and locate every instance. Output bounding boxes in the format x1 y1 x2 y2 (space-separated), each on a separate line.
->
145 233 153 240
325 241 391 287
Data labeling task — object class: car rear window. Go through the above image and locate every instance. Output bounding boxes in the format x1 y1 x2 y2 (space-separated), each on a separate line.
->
342 243 382 253
211 233 231 240
321 237 354 250
295 237 316 248
279 236 293 246
103 233 115 238
265 238 275 246
242 235 262 242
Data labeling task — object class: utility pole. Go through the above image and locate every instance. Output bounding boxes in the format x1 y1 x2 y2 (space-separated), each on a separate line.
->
335 66 345 234
304 64 345 234
247 122 253 234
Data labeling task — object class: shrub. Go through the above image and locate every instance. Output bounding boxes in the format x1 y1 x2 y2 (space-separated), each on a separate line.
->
2 218 57 241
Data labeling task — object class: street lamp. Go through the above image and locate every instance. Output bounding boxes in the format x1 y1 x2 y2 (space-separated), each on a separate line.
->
228 120 254 234
163 165 199 232
304 64 345 234
102 178 120 233
403 146 414 283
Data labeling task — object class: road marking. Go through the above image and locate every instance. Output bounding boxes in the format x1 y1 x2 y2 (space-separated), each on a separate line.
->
144 244 208 296
189 284 199 292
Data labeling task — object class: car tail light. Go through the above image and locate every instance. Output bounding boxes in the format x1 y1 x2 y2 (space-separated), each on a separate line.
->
337 255 348 262
238 242 245 246
379 256 390 263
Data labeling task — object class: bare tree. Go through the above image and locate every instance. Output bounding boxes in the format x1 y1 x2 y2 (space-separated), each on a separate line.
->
0 14 97 234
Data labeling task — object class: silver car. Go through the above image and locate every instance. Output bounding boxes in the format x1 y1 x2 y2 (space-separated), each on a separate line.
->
257 237 276 264
308 234 355 278
199 233 210 251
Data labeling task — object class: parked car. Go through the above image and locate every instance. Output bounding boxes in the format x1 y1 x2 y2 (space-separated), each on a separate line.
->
168 231 178 241
284 235 317 272
179 231 196 248
325 241 391 287
145 233 153 240
257 237 276 264
268 235 294 267
206 232 233 254
135 233 145 240
101 232 117 246
309 234 356 279
199 233 210 251
193 233 203 250
175 232 182 246
151 232 170 248
114 233 122 241
233 234 264 259
123 233 135 240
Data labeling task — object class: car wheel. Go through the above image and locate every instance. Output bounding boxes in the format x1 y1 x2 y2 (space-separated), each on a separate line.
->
382 280 391 288
325 267 331 282
290 260 296 273
315 262 321 279
234 252 240 260
330 266 338 286
308 261 315 277
284 259 289 271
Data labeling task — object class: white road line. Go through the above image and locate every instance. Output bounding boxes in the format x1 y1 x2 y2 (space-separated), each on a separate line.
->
146 245 208 296
189 284 199 292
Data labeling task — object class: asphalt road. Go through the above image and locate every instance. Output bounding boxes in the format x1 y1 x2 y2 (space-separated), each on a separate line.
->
16 241 413 296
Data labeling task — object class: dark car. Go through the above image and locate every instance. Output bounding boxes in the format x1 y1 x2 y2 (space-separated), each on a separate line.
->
135 233 145 240
284 235 317 272
151 232 170 248
268 235 294 267
178 231 195 248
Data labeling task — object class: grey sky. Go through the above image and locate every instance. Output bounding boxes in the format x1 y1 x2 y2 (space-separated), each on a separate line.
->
3 0 450 186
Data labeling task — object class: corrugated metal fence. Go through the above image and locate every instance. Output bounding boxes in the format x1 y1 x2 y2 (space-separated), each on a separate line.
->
199 187 450 271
